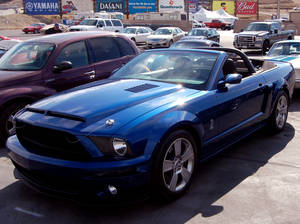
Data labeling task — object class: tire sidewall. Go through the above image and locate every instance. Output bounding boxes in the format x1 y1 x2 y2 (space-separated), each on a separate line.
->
269 91 289 132
151 130 197 200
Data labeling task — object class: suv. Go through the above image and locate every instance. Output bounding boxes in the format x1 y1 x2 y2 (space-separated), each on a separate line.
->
69 18 123 32
0 32 139 144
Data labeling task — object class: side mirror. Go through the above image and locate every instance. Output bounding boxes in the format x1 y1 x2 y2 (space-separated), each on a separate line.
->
240 29 244 32
53 61 72 73
225 73 242 84
274 29 278 34
97 24 103 28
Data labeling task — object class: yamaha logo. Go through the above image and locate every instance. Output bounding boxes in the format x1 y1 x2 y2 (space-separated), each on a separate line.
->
26 2 34 11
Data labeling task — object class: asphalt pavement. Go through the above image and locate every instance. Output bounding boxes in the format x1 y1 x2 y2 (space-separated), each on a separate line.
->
0 29 300 224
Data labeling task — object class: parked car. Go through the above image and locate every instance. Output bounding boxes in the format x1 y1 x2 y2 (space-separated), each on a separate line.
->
0 39 22 58
23 23 46 34
40 23 69 34
7 48 295 201
170 39 221 49
233 22 294 54
192 20 206 28
147 27 185 48
204 20 231 30
264 40 300 88
120 26 153 44
0 35 12 41
69 18 123 32
0 32 139 145
182 28 220 42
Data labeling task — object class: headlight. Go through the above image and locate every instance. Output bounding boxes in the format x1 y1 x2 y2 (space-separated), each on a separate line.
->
112 138 127 156
89 136 131 157
256 36 263 41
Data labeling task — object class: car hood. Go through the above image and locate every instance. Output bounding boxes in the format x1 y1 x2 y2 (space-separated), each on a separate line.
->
239 31 268 36
147 35 172 39
0 70 41 88
25 79 198 134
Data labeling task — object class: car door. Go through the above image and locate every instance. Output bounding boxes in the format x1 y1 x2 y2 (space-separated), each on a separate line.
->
44 40 95 92
87 37 136 80
136 28 148 43
104 20 113 32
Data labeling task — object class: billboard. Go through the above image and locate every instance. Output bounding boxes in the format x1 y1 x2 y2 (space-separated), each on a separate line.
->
236 0 258 15
62 0 94 14
96 0 125 13
159 0 184 12
129 0 156 14
212 0 235 15
188 0 199 13
25 0 60 15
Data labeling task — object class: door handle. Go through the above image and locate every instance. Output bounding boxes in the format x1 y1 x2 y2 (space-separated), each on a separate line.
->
84 70 95 76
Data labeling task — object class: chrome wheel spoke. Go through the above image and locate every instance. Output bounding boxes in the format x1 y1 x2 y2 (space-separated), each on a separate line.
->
163 160 174 173
169 173 178 191
182 145 193 162
174 140 182 157
181 167 191 183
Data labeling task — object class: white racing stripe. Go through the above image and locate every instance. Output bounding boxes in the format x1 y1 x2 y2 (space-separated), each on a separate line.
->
14 207 44 218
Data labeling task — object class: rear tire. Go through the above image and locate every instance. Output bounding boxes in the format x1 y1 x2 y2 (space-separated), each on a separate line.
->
151 130 197 201
262 40 270 55
267 92 289 133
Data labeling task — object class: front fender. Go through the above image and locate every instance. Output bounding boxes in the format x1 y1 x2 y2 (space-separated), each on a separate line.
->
0 86 56 110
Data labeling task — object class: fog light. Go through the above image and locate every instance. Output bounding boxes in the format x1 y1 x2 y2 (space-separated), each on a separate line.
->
108 185 118 195
112 138 127 156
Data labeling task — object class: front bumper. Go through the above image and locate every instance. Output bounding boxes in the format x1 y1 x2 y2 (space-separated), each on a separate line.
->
147 40 169 48
233 40 263 49
7 135 150 202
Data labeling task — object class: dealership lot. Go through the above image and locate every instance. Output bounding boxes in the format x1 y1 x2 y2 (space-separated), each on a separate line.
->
0 29 300 223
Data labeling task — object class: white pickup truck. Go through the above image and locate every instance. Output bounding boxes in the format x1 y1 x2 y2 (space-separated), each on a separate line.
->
69 18 123 32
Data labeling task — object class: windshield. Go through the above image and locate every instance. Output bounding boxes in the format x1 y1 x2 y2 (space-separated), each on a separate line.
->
245 23 269 31
80 19 98 26
188 29 207 36
171 41 208 49
154 29 172 35
110 50 218 90
0 42 55 71
268 42 300 56
121 28 137 34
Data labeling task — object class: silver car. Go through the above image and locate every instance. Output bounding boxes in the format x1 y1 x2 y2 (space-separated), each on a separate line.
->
147 27 185 48
121 26 153 44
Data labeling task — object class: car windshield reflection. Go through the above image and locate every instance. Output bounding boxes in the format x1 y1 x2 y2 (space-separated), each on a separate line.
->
110 50 218 90
268 42 300 56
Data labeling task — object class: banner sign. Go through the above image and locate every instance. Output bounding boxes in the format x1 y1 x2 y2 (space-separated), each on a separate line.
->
159 0 184 12
129 0 156 14
96 0 125 13
212 0 235 15
25 0 59 15
188 0 199 13
236 0 258 15
62 0 94 14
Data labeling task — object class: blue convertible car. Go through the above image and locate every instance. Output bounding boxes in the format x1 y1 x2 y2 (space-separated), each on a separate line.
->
7 48 295 201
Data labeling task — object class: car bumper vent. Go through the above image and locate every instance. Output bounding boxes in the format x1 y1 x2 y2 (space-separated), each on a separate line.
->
16 121 91 161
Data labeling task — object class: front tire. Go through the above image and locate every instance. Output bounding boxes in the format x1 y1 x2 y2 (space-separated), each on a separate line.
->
167 40 173 48
152 130 197 200
268 92 289 133
0 102 28 145
262 40 270 54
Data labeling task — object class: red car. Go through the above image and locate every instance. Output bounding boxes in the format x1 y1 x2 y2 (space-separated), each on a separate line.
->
204 20 232 30
0 35 11 41
23 23 46 34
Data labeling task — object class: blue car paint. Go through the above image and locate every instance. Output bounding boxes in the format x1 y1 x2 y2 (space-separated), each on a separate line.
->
7 49 295 199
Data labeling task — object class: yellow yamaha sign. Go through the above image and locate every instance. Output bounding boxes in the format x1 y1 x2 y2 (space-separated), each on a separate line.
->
212 0 235 15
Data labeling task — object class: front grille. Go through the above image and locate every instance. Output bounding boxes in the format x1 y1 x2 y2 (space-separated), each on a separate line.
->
238 36 255 43
16 121 91 161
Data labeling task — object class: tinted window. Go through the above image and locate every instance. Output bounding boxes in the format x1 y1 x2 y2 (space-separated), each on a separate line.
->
97 20 105 27
111 20 122 26
55 41 89 68
89 37 121 62
115 37 135 56
105 20 112 26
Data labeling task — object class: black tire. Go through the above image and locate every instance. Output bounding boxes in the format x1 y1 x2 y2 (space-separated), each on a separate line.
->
262 40 270 55
151 130 197 201
25 31 28 34
131 38 136 44
0 102 28 146
34 30 38 34
267 91 289 133
168 40 173 48
221 25 226 30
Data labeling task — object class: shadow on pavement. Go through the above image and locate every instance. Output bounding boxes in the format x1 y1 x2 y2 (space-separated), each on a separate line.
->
290 89 300 112
0 123 295 224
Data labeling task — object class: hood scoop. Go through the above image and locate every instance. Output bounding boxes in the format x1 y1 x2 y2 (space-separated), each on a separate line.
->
125 83 159 93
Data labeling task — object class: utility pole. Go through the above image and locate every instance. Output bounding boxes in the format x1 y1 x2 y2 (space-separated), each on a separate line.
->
277 0 280 19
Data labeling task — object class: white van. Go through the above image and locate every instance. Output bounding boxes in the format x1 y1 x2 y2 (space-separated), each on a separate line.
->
69 18 123 32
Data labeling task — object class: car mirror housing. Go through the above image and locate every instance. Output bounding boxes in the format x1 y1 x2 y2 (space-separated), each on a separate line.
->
225 73 243 84
53 61 72 73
